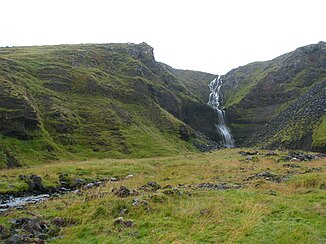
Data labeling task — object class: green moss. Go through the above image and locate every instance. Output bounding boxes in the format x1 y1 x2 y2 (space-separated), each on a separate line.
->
225 64 276 108
0 150 6 168
312 115 326 147
0 43 214 167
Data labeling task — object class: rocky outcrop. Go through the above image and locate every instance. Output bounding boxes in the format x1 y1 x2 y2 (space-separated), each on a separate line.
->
222 41 326 150
245 80 326 151
0 79 39 140
0 43 217 167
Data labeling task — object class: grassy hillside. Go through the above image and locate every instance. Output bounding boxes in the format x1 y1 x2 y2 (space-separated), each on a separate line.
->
0 43 217 168
0 149 325 243
313 115 326 149
159 63 215 103
221 41 326 150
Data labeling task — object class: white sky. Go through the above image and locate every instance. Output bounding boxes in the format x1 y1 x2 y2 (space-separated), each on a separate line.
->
1 0 325 75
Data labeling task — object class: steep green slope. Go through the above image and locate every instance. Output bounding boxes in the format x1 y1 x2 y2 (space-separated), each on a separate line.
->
222 41 326 150
246 80 326 151
313 115 326 149
0 43 217 168
159 63 214 102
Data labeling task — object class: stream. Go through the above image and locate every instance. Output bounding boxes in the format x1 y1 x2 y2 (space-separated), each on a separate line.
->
208 75 235 148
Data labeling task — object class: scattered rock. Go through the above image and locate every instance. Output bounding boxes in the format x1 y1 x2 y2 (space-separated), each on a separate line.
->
110 177 118 182
58 173 70 187
74 178 86 185
147 182 161 190
123 219 133 227
246 156 253 161
239 150 259 156
52 217 77 227
0 216 68 244
20 175 48 193
245 155 259 161
125 174 134 179
0 223 9 237
281 152 326 162
31 175 46 191
18 174 28 181
112 186 131 198
138 182 161 191
5 234 45 244
200 209 211 216
193 132 221 152
162 188 184 197
304 167 322 173
265 151 278 156
245 171 288 183
52 217 65 227
163 185 173 189
283 163 300 168
132 198 148 207
3 217 51 243
179 124 190 141
84 183 95 189
119 208 129 216
197 182 242 190
4 150 22 168
113 217 133 227
93 181 103 187
149 193 168 203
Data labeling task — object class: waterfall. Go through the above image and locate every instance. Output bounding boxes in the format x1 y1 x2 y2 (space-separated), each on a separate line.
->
208 76 235 148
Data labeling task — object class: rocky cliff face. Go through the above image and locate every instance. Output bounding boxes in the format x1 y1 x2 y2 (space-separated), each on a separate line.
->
246 80 326 151
222 41 326 151
0 43 216 167
0 79 39 140
1 41 325 166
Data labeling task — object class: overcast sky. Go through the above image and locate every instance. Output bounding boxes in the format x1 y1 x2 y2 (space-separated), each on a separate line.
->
1 0 325 74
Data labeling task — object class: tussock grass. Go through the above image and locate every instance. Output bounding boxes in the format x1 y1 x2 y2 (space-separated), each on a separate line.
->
0 149 325 243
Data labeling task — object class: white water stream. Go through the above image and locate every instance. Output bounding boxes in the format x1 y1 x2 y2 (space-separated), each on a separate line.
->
208 76 235 148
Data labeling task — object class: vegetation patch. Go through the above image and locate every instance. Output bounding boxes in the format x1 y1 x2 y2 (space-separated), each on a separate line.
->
0 149 325 242
313 115 326 148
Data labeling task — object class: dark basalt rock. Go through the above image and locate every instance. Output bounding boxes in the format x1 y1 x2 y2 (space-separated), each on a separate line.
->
179 124 190 141
25 175 48 193
112 186 131 198
238 150 259 156
245 171 288 183
281 152 326 162
113 217 134 227
0 80 39 140
3 150 21 168
193 132 221 152
3 217 51 243
197 182 242 190
245 80 326 151
138 182 162 192
222 42 326 151
51 217 78 227
283 163 300 168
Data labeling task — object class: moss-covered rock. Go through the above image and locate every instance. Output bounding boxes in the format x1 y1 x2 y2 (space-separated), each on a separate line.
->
222 41 326 150
0 43 217 166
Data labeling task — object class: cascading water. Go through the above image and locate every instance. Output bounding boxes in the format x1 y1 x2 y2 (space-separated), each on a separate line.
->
208 76 235 148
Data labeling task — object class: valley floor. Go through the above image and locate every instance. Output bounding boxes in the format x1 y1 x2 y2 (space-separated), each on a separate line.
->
0 149 325 243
